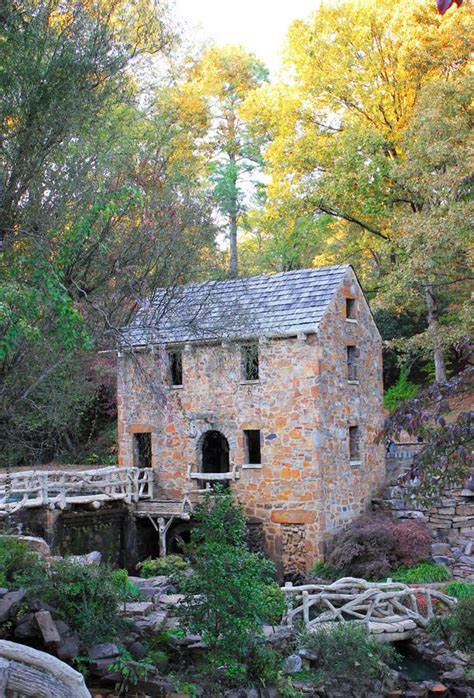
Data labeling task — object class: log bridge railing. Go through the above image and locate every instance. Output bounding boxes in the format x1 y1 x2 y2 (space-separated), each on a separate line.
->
0 466 153 515
282 577 457 641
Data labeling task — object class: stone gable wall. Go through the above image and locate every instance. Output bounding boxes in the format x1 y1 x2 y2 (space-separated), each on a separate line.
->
316 270 385 541
117 268 385 574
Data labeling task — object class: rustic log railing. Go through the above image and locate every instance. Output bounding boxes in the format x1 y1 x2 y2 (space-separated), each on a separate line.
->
0 639 91 697
0 466 153 514
187 462 240 484
281 577 456 638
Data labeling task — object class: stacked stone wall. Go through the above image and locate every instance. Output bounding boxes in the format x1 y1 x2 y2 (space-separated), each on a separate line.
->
378 481 474 580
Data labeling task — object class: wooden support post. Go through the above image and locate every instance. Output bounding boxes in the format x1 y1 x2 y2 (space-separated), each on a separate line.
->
158 517 167 557
303 590 310 626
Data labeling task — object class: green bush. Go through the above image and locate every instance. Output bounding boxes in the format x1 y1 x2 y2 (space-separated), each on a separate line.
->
443 582 474 599
390 562 450 584
311 560 339 581
297 621 399 684
0 536 47 588
383 368 419 412
137 554 189 578
429 595 474 651
177 486 286 683
451 595 474 650
25 559 126 645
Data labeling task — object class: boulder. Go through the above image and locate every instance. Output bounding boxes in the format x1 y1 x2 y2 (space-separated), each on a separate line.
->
35 610 61 644
441 668 465 684
13 613 39 640
0 588 26 623
157 593 185 606
2 535 51 559
88 643 120 660
56 632 81 661
120 601 154 617
129 640 147 660
68 551 102 565
283 654 302 674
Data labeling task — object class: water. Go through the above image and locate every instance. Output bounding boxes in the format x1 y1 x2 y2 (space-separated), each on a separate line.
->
394 642 439 682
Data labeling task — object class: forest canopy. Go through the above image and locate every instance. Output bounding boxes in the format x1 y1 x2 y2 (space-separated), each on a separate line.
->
0 0 472 466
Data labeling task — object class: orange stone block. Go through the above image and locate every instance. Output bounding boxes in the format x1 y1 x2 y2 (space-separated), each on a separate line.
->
165 423 176 433
271 509 316 524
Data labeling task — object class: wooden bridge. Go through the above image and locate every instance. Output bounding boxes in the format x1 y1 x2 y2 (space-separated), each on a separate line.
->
282 577 457 642
0 466 154 515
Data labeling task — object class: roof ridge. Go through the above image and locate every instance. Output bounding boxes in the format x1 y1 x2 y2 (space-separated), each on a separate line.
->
150 264 351 295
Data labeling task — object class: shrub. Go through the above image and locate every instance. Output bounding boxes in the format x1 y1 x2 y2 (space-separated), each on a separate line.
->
443 582 474 599
27 559 125 645
327 514 396 579
0 536 47 589
429 595 474 651
177 486 286 682
297 621 398 684
384 369 418 412
137 554 189 578
391 520 431 567
311 560 338 581
326 514 432 580
391 562 450 584
450 595 474 650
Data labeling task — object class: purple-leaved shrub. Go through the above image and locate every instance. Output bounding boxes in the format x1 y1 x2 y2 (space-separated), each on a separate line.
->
326 514 431 579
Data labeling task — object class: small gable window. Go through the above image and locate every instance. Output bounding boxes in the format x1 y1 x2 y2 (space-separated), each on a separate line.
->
168 349 183 386
347 345 358 381
346 297 356 320
349 425 361 463
242 343 259 381
244 429 261 465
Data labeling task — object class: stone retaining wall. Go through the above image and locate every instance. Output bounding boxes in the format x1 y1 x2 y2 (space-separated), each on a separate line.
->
375 478 473 580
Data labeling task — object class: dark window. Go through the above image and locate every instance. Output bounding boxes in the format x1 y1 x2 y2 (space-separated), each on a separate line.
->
347 345 358 381
168 350 183 386
346 298 356 320
242 343 259 381
244 429 261 464
349 426 361 462
134 432 152 468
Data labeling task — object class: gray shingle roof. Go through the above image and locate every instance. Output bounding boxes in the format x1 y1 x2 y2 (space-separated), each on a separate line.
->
121 264 351 346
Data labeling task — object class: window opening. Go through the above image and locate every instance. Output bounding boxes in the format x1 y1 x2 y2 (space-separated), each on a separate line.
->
244 429 261 464
242 343 259 381
134 432 152 469
347 345 358 381
346 298 356 320
168 349 183 386
349 426 361 462
201 430 230 474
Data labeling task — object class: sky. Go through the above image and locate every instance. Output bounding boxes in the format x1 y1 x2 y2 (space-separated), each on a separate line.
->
174 0 324 74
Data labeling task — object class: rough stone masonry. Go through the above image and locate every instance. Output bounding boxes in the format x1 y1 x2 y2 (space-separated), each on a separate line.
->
117 265 386 575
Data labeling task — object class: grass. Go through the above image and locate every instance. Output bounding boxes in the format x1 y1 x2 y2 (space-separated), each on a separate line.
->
390 562 451 584
442 581 474 599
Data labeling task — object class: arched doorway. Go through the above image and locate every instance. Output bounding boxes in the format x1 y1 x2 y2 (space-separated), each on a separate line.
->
201 430 230 474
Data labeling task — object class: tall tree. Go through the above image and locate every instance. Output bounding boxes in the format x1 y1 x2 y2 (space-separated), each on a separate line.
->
175 46 268 276
0 0 218 465
245 0 472 378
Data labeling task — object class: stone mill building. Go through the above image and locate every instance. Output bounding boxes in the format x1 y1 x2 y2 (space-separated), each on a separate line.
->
118 264 386 575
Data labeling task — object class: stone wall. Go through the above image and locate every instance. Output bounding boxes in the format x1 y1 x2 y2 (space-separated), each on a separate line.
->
2 503 138 570
117 267 386 575
377 479 474 580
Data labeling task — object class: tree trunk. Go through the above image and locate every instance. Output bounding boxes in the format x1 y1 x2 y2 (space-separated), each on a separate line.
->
228 148 238 278
229 210 238 277
424 284 447 384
